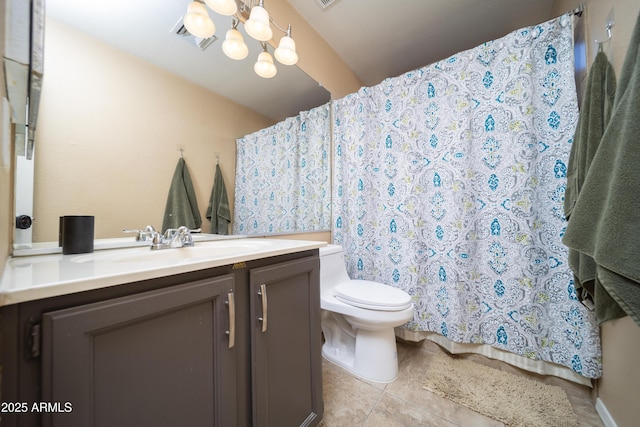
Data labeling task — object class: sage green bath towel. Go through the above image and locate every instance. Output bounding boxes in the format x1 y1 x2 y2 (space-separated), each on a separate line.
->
162 158 202 232
563 50 617 317
206 164 231 235
562 11 640 326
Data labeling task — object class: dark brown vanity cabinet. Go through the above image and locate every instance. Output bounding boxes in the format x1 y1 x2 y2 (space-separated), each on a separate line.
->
250 257 323 427
0 250 323 427
42 275 238 427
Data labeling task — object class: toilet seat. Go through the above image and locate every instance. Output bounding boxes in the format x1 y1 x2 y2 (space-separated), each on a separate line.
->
334 281 412 311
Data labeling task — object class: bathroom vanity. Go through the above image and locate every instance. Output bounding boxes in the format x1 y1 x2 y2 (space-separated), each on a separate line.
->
0 238 325 427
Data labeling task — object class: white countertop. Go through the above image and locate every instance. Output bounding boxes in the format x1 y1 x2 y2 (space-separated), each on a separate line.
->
11 232 250 256
0 237 326 307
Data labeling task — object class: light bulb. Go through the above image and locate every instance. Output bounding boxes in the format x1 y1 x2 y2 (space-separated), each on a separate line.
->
254 51 277 78
245 5 273 41
274 35 298 65
222 28 249 60
183 1 215 39
204 0 237 16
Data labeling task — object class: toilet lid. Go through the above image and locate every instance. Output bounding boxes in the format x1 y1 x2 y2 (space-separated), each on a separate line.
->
334 280 412 311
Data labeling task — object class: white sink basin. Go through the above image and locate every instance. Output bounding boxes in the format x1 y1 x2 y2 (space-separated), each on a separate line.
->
71 239 276 265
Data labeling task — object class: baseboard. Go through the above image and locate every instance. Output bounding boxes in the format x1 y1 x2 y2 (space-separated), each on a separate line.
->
595 398 617 427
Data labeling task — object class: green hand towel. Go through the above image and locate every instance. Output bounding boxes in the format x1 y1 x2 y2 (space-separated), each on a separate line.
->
162 158 202 233
206 164 231 235
563 51 616 313
564 51 616 218
562 11 640 326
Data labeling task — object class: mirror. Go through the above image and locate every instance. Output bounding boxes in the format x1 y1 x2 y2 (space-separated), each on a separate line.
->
15 0 331 247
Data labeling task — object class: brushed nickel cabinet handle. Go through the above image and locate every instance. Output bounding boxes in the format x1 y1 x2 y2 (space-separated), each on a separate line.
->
257 284 268 333
226 291 235 349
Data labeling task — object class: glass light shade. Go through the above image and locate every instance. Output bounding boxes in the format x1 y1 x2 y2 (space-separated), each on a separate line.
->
222 29 249 60
274 36 298 65
245 6 273 41
254 51 277 78
184 2 215 39
204 0 237 16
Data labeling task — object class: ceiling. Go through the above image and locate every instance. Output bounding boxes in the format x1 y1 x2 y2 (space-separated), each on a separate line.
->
288 0 557 87
45 0 560 122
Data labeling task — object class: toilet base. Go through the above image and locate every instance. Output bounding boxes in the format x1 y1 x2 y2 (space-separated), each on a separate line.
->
322 326 400 383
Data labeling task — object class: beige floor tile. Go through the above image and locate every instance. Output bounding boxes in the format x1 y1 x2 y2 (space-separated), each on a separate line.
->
321 359 384 427
363 393 457 427
321 341 602 427
568 395 604 427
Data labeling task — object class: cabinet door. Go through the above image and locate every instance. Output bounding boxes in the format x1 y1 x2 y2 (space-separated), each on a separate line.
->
41 274 238 427
250 256 323 427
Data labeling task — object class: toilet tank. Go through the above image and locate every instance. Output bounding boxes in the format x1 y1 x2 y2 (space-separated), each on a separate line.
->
319 244 352 290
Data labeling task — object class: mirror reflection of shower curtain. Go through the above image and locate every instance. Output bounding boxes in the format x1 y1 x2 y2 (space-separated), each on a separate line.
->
332 14 602 380
234 103 331 235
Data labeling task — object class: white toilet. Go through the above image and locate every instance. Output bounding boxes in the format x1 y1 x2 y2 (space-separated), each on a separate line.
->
319 244 414 383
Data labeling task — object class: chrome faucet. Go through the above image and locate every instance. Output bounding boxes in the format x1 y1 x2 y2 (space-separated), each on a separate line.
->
152 226 194 250
123 225 194 250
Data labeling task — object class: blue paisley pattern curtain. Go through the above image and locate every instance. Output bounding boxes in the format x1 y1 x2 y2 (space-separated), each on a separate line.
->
332 15 601 379
234 103 331 234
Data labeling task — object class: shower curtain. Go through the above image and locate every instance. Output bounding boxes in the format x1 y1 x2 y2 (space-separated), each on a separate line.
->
234 103 331 234
332 14 601 380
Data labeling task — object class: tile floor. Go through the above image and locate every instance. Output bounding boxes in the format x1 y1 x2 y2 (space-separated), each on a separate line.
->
320 339 604 427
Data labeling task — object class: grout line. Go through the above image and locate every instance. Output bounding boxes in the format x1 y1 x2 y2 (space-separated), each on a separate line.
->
361 385 386 426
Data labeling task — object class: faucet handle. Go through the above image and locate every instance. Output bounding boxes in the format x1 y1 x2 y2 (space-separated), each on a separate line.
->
180 226 195 246
122 225 158 241
163 228 178 239
163 226 200 235
182 233 194 247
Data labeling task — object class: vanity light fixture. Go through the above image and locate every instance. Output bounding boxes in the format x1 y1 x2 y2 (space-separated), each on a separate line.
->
244 0 273 41
222 20 249 60
254 42 277 78
183 1 216 39
274 24 298 66
183 0 298 78
204 0 238 16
